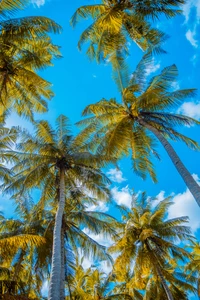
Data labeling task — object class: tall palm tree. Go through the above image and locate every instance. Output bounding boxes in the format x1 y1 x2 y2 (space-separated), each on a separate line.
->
76 53 200 206
2 115 114 300
35 186 118 299
71 0 170 62
0 191 117 299
109 192 195 300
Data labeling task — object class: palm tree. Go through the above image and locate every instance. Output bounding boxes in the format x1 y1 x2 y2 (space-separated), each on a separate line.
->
110 268 143 300
35 186 118 299
0 125 18 181
185 240 200 299
0 184 117 299
2 115 114 300
76 53 200 206
0 1 61 120
0 211 47 299
71 0 169 62
146 270 197 300
66 262 134 300
109 192 195 300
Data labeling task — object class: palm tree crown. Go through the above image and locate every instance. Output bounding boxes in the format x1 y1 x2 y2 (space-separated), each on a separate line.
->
71 0 171 62
109 192 195 299
0 3 61 120
76 53 200 204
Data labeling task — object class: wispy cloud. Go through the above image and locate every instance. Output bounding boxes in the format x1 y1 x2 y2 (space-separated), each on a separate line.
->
106 168 126 183
178 101 200 119
31 0 45 7
182 0 200 23
145 59 161 77
85 201 109 213
83 228 113 248
171 81 180 90
191 54 199 65
41 280 48 297
186 29 198 48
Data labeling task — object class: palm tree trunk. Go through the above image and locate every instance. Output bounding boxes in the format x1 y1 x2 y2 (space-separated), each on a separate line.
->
60 227 65 300
155 264 174 300
146 240 174 300
139 119 200 207
48 167 66 300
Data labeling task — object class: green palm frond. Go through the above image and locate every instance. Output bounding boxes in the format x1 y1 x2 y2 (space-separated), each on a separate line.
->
108 191 194 298
0 0 29 20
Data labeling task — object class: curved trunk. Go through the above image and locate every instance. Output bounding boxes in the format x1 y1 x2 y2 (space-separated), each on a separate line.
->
146 240 174 300
60 227 65 300
155 264 174 300
48 167 66 300
139 119 200 207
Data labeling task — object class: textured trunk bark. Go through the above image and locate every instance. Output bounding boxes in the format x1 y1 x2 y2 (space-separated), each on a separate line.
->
155 264 174 300
146 240 174 300
139 119 200 207
48 167 66 300
60 227 65 300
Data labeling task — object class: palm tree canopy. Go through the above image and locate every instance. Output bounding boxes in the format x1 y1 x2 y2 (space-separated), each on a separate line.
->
76 54 199 182
0 3 61 120
109 192 196 298
3 115 113 199
71 0 170 62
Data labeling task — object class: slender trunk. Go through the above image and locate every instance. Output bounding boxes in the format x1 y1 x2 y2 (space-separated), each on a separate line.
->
60 226 65 300
139 119 200 207
146 241 174 300
155 264 174 300
48 167 66 300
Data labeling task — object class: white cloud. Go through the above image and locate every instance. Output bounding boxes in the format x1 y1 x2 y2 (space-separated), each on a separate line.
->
145 59 161 77
83 228 113 248
98 260 113 274
182 0 200 23
178 101 200 119
85 201 109 213
31 0 45 7
156 190 166 202
111 186 132 208
106 168 126 183
41 280 48 297
77 228 114 271
171 81 180 90
167 174 200 232
186 29 198 48
80 256 112 274
81 256 92 269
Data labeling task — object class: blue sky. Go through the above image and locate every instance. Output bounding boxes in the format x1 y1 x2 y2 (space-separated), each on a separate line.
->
1 0 200 297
